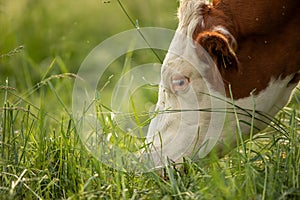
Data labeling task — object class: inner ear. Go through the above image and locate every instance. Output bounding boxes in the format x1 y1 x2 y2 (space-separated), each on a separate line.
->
196 31 239 72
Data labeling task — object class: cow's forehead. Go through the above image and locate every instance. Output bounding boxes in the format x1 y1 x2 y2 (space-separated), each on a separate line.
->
163 29 215 77
177 0 206 37
164 58 194 75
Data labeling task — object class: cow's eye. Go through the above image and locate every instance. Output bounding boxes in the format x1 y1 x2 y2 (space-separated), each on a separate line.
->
171 74 190 92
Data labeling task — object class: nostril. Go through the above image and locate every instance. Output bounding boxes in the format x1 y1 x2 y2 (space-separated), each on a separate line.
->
171 74 190 92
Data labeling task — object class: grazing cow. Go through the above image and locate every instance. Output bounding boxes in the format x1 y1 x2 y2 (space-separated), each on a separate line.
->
145 0 300 168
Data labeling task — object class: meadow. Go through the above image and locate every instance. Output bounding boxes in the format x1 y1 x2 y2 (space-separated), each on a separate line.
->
1 0 299 199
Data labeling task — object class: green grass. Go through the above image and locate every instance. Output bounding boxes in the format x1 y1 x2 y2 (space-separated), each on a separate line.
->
1 0 300 199
1 85 299 199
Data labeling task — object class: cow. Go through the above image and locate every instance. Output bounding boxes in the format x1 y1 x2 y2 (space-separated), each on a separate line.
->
144 0 300 169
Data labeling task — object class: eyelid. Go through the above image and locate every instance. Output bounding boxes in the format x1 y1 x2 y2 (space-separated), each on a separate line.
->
171 74 190 93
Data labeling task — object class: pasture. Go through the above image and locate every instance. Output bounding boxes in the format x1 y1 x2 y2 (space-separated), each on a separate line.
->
1 0 299 199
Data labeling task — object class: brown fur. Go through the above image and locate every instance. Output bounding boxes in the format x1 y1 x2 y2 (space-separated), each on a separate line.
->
193 0 300 99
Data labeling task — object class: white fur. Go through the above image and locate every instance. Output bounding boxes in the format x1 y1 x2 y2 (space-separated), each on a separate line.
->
235 75 296 117
177 0 209 37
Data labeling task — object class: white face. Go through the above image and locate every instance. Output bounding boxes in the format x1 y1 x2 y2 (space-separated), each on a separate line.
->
145 31 229 168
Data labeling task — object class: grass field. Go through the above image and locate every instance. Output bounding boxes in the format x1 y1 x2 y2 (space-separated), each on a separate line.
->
1 0 300 199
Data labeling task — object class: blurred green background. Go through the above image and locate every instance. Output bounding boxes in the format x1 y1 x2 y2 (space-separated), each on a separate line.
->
0 0 178 84
0 0 179 120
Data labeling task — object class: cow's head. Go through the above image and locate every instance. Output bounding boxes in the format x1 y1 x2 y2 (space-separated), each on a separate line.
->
145 0 299 169
145 0 240 167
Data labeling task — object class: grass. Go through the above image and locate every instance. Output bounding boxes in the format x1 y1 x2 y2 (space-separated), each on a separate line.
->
1 0 300 199
0 86 299 199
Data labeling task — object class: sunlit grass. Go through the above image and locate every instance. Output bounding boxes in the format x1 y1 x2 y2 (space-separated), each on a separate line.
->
1 57 299 199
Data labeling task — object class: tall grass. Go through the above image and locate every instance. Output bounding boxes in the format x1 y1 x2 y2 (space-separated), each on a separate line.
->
1 53 299 200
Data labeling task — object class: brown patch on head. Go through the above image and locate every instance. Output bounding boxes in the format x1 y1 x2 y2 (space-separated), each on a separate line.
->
191 2 239 75
186 0 300 100
212 0 221 6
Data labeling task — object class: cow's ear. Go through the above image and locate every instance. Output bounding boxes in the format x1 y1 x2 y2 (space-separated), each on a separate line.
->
212 0 221 6
196 31 238 72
